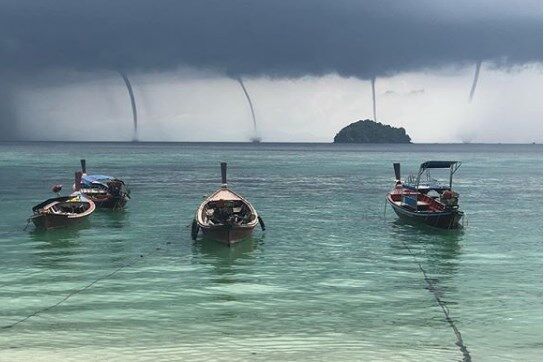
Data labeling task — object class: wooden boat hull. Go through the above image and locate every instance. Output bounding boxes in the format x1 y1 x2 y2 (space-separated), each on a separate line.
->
200 225 255 246
31 213 90 230
195 187 259 246
77 164 130 209
84 193 128 209
194 163 261 245
30 193 95 231
387 196 463 229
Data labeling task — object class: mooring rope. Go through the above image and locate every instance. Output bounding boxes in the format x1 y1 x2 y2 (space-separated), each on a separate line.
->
1 241 173 330
22 218 31 231
401 241 472 362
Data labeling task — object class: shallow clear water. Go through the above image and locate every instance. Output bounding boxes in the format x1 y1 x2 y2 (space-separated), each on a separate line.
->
0 142 541 361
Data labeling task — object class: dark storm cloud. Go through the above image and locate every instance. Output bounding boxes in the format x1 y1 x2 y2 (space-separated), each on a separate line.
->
0 0 541 78
0 0 541 139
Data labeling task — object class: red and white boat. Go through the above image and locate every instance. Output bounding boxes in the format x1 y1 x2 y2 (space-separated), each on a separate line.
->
386 161 464 229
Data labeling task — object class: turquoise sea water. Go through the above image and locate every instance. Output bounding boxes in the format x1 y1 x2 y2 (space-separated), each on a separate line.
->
0 142 541 361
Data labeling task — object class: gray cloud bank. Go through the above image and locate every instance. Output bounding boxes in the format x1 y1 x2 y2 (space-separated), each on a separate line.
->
0 0 541 139
1 0 541 76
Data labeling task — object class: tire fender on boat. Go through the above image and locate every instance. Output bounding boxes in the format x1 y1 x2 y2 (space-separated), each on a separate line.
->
258 215 266 231
191 219 199 240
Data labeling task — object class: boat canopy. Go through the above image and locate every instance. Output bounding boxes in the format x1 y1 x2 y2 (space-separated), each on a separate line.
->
415 161 461 190
420 161 459 169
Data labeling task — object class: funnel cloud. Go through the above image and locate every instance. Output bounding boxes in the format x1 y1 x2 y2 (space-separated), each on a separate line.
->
119 71 138 141
469 61 482 102
236 77 258 140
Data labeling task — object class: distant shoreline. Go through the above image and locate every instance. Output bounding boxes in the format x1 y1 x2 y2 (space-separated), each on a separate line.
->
0 140 541 145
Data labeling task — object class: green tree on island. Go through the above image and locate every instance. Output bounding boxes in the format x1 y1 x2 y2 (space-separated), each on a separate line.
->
334 120 411 143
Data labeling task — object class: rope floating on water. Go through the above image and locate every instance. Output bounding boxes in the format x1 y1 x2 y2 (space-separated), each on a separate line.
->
1 241 172 330
402 241 472 362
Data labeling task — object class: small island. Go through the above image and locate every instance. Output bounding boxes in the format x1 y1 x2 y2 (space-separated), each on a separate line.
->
333 119 411 143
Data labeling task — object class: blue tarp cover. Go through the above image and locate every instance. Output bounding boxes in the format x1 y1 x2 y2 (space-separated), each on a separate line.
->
81 174 113 188
403 195 418 208
83 175 113 182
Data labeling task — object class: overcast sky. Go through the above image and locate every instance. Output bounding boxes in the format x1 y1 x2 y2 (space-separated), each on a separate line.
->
1 0 542 142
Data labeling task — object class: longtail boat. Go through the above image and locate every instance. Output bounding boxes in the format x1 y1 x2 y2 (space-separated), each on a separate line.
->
75 159 130 209
30 172 96 230
192 162 265 246
386 161 464 229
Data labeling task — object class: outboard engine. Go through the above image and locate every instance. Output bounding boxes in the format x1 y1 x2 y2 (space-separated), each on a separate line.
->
441 190 459 209
107 179 125 198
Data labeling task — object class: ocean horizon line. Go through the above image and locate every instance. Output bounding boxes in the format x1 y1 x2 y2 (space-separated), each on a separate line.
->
0 140 542 145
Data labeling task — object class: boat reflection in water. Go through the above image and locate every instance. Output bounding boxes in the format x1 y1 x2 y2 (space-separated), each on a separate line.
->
191 235 261 267
190 236 263 317
389 219 464 297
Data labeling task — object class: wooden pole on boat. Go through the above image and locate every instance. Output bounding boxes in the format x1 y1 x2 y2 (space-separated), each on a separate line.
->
449 165 453 190
393 163 401 181
221 162 227 186
80 159 87 174
74 171 83 191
